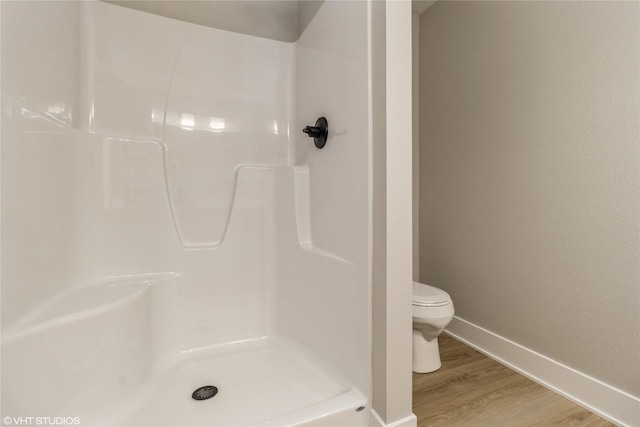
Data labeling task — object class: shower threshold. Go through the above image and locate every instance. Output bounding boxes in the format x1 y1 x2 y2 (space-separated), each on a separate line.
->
95 338 367 427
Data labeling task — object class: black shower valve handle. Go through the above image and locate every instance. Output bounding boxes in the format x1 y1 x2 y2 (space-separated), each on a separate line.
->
302 125 323 138
302 117 328 149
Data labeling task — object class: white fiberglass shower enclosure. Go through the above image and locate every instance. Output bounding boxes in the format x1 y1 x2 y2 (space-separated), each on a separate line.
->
1 1 372 425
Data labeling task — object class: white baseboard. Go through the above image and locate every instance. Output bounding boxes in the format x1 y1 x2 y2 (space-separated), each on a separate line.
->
369 410 417 427
445 316 640 427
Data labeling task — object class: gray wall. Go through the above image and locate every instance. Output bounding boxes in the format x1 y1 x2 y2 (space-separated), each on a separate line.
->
419 1 639 396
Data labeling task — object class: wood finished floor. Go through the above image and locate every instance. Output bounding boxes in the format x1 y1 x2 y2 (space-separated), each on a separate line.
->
413 334 615 427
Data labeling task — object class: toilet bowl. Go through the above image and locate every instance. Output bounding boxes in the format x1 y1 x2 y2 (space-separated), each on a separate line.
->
412 281 454 373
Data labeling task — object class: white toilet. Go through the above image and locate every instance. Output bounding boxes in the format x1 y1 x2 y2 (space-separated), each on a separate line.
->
412 281 455 373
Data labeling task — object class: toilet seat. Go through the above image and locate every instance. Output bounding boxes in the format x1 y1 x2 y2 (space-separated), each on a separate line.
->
412 282 451 307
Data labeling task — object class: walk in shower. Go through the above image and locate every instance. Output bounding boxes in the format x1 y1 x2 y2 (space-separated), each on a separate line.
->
1 1 372 425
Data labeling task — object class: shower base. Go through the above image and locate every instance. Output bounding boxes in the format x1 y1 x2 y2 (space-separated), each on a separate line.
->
2 277 368 427
96 338 368 427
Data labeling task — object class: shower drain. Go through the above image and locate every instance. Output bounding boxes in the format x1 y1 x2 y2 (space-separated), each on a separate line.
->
192 385 219 401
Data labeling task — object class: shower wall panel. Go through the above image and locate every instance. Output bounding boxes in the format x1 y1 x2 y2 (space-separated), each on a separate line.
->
79 1 293 359
1 1 91 329
2 0 293 351
271 0 371 396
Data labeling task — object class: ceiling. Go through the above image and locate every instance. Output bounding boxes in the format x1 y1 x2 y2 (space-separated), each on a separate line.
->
413 1 437 15
103 0 436 42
